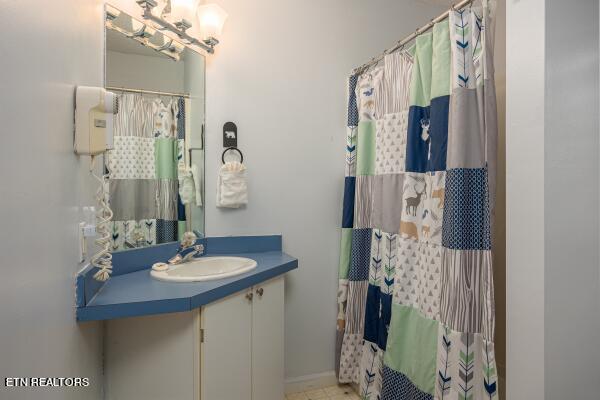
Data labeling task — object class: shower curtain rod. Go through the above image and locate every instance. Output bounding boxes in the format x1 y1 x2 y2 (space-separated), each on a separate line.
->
351 0 474 75
106 86 190 98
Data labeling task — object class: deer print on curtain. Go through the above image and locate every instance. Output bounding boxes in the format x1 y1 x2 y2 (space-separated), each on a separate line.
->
335 1 498 399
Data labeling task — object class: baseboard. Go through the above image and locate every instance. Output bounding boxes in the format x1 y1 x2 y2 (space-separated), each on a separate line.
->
284 371 338 394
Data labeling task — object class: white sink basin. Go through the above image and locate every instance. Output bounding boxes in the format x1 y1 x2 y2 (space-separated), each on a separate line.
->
151 257 258 283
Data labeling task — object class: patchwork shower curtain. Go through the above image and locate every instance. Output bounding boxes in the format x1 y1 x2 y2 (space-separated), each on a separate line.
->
336 2 498 399
107 93 186 250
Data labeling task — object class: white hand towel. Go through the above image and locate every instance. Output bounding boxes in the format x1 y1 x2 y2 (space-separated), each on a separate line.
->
178 167 195 205
216 161 247 208
191 164 203 207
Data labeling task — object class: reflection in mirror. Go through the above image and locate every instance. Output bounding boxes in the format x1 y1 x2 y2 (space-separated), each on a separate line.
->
104 6 205 252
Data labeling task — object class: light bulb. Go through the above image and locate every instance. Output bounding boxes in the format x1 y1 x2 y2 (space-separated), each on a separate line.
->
196 3 228 40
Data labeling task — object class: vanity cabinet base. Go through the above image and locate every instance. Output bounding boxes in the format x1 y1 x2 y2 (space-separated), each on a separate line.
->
105 276 285 400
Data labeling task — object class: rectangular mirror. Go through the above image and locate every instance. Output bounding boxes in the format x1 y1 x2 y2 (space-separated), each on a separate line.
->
104 5 205 252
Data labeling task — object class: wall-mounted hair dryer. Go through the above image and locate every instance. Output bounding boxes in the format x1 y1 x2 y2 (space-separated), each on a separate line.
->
74 86 118 155
74 86 119 281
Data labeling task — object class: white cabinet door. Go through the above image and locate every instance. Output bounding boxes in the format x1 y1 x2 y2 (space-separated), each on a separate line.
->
251 277 285 400
104 278 286 400
105 311 199 400
201 289 253 400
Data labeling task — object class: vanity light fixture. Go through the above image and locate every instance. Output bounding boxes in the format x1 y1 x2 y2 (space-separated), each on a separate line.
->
135 0 226 54
196 3 227 46
105 7 182 61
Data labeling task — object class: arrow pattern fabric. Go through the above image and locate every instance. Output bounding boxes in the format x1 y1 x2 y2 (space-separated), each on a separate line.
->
335 1 498 399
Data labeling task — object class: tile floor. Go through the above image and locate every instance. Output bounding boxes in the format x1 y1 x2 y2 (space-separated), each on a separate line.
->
285 384 360 400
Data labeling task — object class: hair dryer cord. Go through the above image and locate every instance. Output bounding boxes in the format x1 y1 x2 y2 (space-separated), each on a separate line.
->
90 155 114 282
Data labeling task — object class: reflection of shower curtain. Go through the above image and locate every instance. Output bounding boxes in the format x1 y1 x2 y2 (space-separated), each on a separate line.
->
107 93 185 250
336 2 498 399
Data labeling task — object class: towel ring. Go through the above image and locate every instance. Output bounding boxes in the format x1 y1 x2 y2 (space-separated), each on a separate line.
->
222 147 244 164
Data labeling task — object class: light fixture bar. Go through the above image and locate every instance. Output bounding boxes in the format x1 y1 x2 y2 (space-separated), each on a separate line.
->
136 0 216 54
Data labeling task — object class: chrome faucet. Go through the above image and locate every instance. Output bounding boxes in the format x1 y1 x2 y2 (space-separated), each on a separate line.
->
168 231 205 265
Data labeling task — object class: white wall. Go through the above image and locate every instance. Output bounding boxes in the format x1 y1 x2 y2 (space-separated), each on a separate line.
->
544 0 600 398
507 0 600 398
202 0 445 379
0 0 106 399
506 0 546 397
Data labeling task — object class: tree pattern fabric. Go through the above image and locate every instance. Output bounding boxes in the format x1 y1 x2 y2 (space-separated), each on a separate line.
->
335 2 498 399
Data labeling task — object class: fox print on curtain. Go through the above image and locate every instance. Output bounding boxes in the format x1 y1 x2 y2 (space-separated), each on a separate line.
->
335 1 498 399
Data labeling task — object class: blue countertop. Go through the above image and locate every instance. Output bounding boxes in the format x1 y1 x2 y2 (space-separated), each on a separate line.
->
76 236 297 321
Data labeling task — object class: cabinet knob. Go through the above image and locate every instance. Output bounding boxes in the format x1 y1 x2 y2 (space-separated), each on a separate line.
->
256 287 264 297
245 292 254 301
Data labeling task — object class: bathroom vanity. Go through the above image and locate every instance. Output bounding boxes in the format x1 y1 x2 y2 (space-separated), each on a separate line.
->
76 235 297 400
104 276 284 400
74 7 298 400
